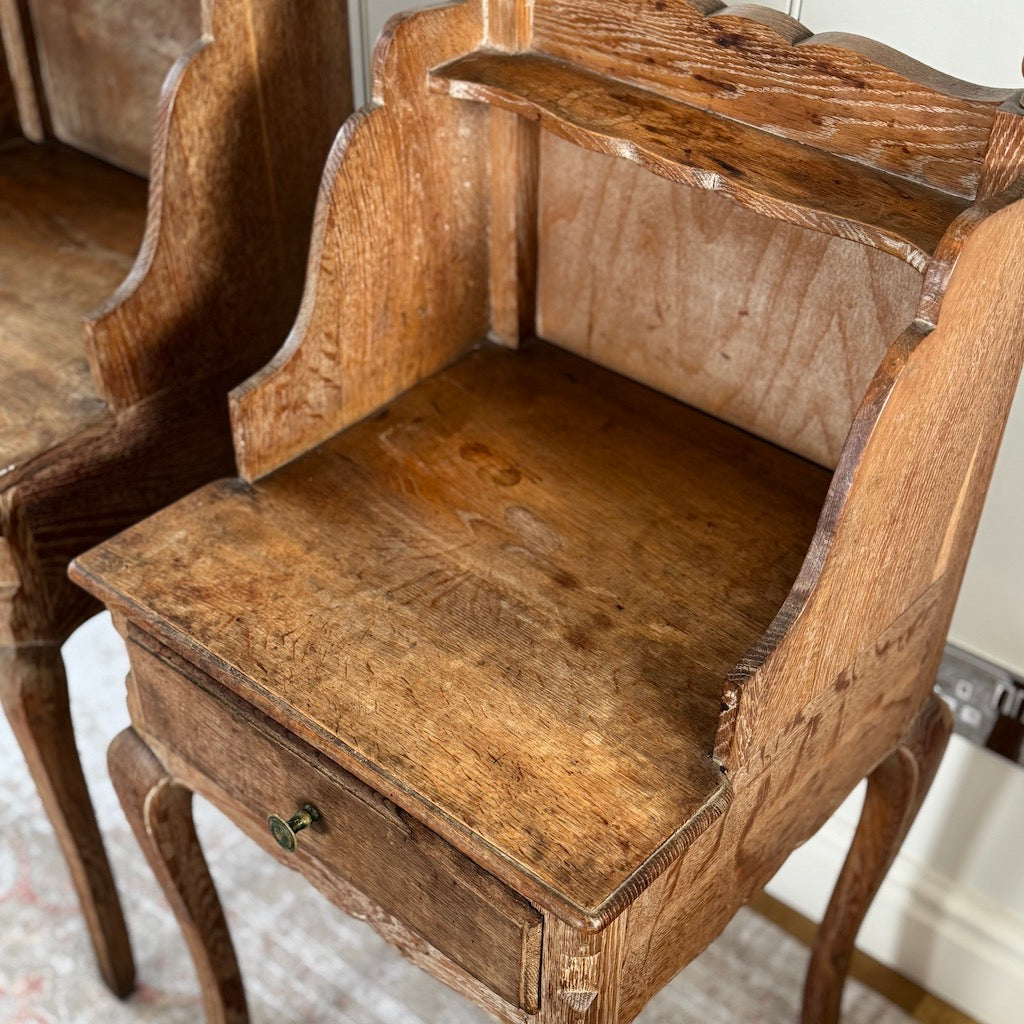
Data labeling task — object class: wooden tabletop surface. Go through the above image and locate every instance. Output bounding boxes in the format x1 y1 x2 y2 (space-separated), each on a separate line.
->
74 341 832 919
0 142 146 479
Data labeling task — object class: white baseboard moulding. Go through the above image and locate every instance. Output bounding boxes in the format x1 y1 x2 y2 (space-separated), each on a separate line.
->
767 793 1024 1024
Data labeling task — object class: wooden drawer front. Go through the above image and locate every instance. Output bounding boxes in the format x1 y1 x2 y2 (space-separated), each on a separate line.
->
126 634 542 1013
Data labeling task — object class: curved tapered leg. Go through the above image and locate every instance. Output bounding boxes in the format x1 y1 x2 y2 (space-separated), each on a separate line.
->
801 695 952 1024
0 644 135 996
108 727 248 1024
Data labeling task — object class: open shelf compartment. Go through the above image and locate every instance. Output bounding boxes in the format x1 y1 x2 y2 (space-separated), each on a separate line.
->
431 49 972 270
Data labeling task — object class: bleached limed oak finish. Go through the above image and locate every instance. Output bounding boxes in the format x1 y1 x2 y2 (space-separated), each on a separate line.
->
0 0 351 996
74 2 1024 1021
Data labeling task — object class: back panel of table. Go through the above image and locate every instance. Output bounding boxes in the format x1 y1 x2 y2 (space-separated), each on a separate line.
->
536 135 925 468
27 0 202 174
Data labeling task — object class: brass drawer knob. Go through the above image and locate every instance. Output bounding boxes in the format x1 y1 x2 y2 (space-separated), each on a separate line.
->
268 803 320 853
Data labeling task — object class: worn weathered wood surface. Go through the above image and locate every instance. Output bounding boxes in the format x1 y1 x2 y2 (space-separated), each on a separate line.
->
84 0 352 410
2 0 353 999
587 585 956 1024
802 697 952 1024
74 340 832 926
979 96 1024 199
108 727 248 1024
536 136 924 468
0 142 145 478
0 645 134 995
724 177 1024 766
230 1 489 481
530 0 1013 198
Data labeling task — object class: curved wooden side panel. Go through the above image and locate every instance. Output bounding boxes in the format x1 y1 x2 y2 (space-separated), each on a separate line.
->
722 178 1024 765
83 0 352 412
531 0 1013 198
230 1 490 482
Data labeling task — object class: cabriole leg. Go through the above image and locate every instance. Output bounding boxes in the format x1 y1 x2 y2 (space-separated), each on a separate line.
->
108 727 248 1023
801 695 952 1024
0 644 135 996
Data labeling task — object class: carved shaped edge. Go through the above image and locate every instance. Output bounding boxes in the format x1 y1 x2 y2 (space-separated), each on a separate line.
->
531 0 1019 201
229 0 428 471
228 109 360 479
82 0 353 413
230 0 490 482
185 0 1024 920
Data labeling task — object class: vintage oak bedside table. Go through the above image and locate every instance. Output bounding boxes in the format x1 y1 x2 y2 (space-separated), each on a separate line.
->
1 0 350 995
72 2 1024 1021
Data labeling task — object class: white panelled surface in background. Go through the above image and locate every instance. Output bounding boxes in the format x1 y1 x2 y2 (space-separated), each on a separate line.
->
350 4 1024 1023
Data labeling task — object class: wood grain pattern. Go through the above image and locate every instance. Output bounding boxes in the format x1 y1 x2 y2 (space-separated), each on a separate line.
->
0 539 16 596
0 646 134 996
979 96 1024 199
108 728 248 1024
802 696 952 1024
483 0 539 348
1 0 353 998
25 0 201 174
0 142 145 478
536 136 924 468
123 692 537 1024
542 913 630 1021
126 631 543 1013
71 5 1024 1020
229 0 489 481
73 341 833 926
531 0 1012 198
487 111 538 347
485 0 532 50
431 50 968 270
85 0 352 411
1 375 236 645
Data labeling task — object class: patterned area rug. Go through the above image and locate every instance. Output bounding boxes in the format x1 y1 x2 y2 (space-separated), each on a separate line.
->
1 615 915 1023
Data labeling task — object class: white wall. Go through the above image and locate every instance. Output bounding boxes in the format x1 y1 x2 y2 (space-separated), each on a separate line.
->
352 4 1024 1021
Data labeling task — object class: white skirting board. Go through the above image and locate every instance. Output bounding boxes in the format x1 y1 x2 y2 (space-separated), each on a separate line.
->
766 736 1024 1024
